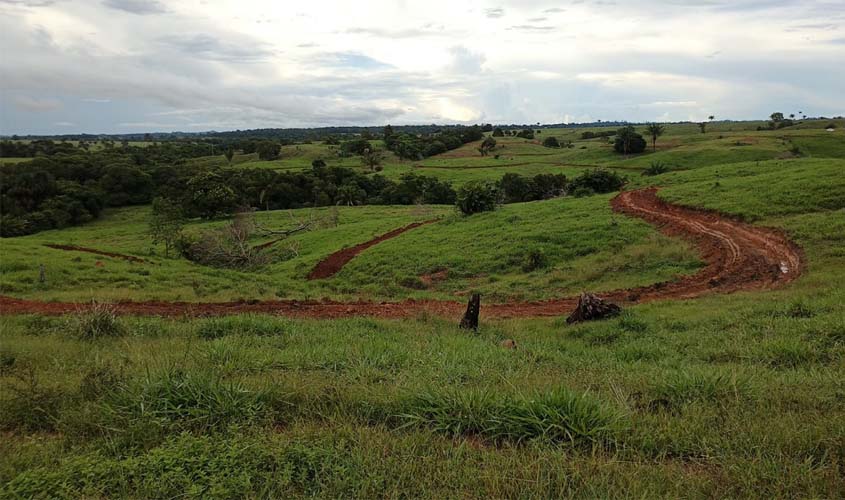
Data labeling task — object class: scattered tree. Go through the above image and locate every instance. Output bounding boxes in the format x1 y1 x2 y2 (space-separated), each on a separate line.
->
478 136 497 156
644 123 665 152
361 147 383 171
613 126 647 155
148 197 186 257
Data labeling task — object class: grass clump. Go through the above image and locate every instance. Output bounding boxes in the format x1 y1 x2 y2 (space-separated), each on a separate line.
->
398 387 625 447
196 315 285 339
647 370 750 411
68 302 125 340
642 161 670 176
100 367 271 433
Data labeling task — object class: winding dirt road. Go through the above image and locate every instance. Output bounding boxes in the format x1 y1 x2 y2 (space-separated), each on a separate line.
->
0 188 803 319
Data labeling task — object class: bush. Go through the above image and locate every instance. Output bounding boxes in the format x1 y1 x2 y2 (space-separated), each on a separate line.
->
0 367 65 431
516 129 535 139
570 169 625 194
522 248 548 272
455 181 500 215
542 136 560 148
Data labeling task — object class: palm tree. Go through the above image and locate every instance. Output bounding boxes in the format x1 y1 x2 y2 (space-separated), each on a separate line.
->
645 123 665 152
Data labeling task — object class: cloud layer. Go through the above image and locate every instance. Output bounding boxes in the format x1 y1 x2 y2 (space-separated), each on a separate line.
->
1 0 843 134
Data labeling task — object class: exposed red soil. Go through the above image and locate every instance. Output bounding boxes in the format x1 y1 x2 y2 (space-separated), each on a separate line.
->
2 189 803 319
306 220 437 280
44 244 146 263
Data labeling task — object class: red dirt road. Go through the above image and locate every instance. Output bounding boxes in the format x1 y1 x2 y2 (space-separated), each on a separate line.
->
306 220 437 279
1 189 803 319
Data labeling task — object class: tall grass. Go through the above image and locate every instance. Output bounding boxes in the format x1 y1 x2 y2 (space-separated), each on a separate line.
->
398 387 626 446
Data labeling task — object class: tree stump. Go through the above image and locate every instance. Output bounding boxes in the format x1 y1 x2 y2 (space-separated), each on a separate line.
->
566 293 621 324
459 293 481 330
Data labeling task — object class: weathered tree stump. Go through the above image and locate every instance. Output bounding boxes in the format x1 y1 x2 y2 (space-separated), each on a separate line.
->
459 293 481 330
566 293 621 324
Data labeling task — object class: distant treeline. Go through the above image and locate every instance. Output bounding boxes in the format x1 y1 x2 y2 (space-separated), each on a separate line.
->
0 146 624 236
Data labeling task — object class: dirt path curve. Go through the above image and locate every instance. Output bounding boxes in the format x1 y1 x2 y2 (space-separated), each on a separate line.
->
307 220 437 280
0 189 803 319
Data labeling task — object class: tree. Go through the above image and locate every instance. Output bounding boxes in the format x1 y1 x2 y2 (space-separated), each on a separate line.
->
770 112 785 123
148 197 186 257
456 181 500 215
644 123 665 152
185 171 239 219
256 141 281 160
614 126 647 155
477 136 497 156
224 147 235 165
492 127 504 137
698 122 707 134
516 129 535 139
542 136 560 148
361 147 383 171
99 165 154 206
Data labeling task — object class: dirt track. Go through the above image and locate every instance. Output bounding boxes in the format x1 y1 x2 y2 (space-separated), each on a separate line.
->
0 189 803 319
307 220 437 279
44 244 147 263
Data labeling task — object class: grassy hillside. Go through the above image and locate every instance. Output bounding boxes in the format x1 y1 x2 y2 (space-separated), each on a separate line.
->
1 121 844 498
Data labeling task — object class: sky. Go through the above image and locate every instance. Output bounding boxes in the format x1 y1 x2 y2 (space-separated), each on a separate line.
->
1 0 844 134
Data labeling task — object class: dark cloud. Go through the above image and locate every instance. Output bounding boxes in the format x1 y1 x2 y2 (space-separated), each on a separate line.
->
102 0 167 15
484 7 505 18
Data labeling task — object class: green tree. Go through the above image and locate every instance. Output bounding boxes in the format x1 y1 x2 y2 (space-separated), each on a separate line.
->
477 136 497 156
614 126 647 155
256 141 281 160
361 147 383 171
148 197 186 257
185 172 239 219
492 127 504 137
224 148 235 165
456 181 500 215
644 123 665 152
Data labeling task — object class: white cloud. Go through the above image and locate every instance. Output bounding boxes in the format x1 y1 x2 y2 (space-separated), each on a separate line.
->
0 0 843 133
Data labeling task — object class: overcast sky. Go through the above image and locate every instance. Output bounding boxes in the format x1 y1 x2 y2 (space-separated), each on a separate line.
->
1 0 844 134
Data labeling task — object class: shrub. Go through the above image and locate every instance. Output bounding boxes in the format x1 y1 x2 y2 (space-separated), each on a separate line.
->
516 129 535 139
570 169 625 194
642 161 670 176
522 248 548 272
455 181 500 215
0 367 65 431
542 136 560 148
69 302 126 340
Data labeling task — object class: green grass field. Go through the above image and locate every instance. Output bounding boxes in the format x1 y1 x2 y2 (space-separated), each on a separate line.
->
2 121 845 498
